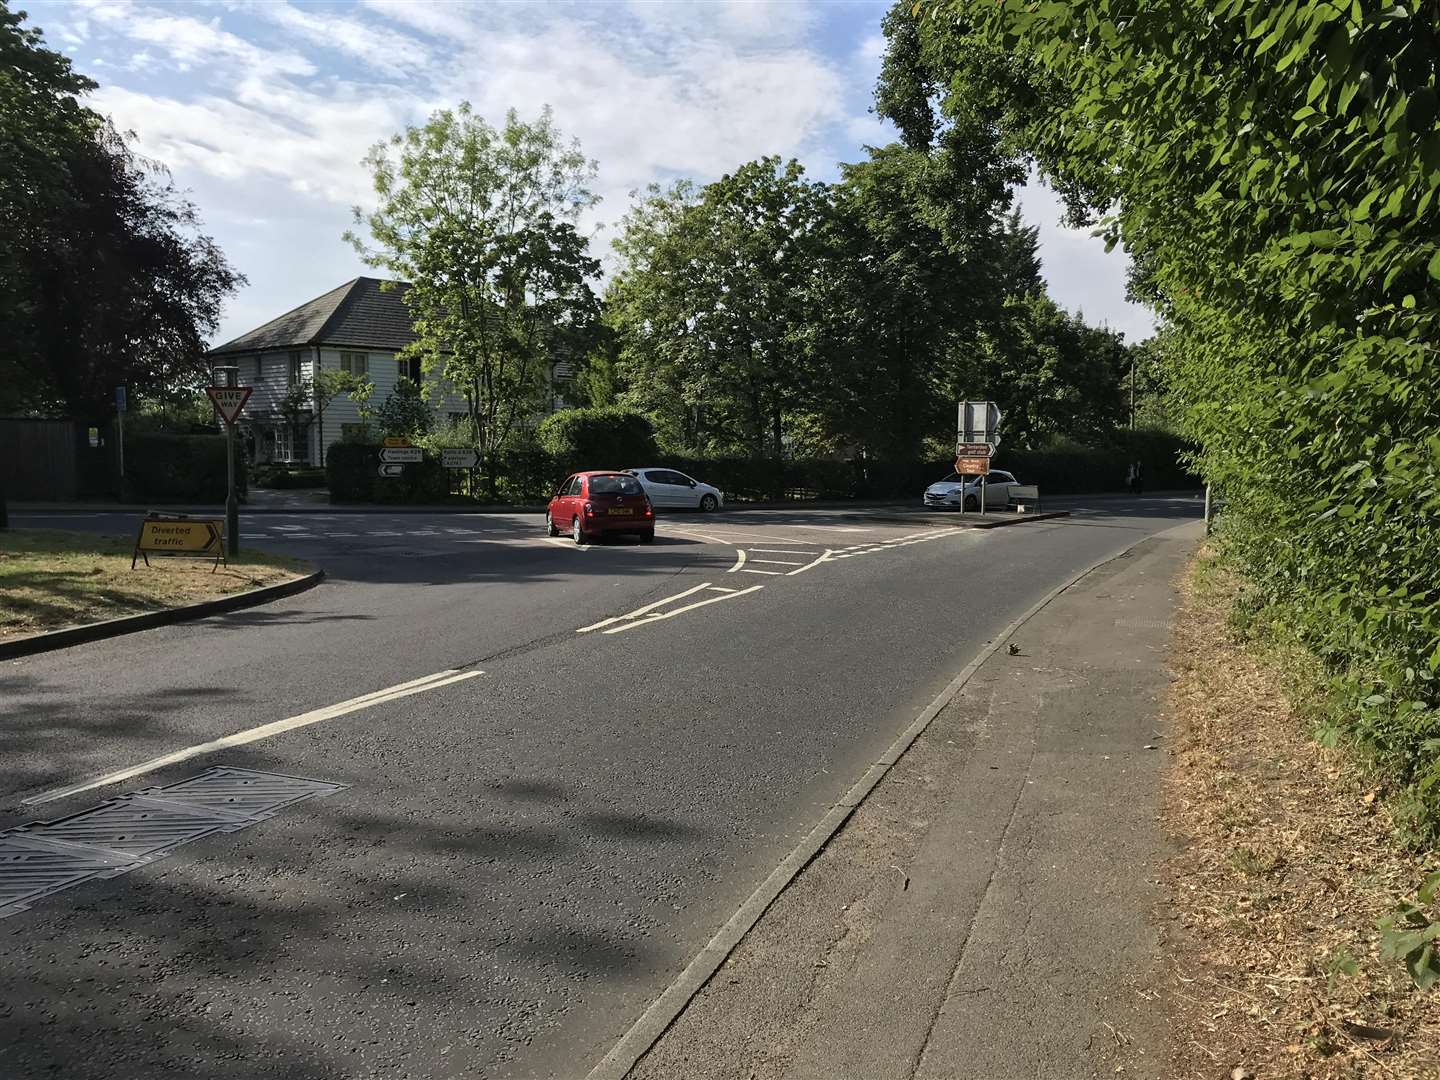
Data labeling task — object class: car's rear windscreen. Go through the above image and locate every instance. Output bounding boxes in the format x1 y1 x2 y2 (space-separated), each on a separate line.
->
589 475 644 496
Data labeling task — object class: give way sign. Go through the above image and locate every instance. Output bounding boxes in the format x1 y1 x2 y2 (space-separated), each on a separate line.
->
206 385 253 426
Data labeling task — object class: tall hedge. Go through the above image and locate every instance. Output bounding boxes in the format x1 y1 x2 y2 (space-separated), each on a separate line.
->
900 1 1440 838
536 407 658 474
123 433 245 502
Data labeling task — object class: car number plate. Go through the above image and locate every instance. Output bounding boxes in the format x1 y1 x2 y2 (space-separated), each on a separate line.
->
608 507 633 515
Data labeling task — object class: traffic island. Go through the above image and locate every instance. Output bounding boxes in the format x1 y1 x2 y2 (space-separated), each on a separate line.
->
0 528 319 658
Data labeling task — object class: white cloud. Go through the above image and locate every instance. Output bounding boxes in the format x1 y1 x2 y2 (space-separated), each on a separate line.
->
252 1 431 76
77 0 315 75
28 0 1150 344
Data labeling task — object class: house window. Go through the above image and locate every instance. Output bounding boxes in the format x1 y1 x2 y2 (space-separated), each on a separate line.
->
340 352 368 376
288 351 304 385
251 355 266 383
398 356 421 384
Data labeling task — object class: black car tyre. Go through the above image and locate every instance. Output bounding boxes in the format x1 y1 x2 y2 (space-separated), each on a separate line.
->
546 512 560 537
640 530 655 544
572 516 587 545
964 494 979 511
699 494 719 512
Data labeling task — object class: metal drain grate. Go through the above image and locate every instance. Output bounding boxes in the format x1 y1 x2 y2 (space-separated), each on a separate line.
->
0 767 344 919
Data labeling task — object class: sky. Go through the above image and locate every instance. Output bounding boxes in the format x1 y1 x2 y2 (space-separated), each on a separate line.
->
23 0 1156 348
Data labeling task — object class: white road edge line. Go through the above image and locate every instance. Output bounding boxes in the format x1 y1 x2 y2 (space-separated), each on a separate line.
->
582 519 1205 1080
601 585 763 635
576 583 714 634
23 669 485 807
726 549 747 574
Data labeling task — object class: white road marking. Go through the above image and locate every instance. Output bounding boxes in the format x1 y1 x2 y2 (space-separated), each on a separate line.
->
23 669 485 807
726 549 747 573
786 550 834 576
748 549 821 556
749 558 805 566
740 568 784 576
576 583 714 633
602 585 763 635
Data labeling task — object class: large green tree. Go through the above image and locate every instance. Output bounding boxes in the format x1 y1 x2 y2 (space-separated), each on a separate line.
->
609 159 831 459
348 103 601 465
1 2 242 422
884 1 1440 832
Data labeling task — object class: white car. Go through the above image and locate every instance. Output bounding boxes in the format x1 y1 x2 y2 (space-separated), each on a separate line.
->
625 467 725 511
923 469 1018 511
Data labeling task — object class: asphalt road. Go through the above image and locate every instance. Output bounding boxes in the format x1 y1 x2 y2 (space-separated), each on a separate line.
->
0 497 1200 1079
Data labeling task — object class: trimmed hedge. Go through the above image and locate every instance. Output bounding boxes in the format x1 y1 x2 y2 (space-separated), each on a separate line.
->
537 407 658 474
324 432 1198 505
123 433 247 502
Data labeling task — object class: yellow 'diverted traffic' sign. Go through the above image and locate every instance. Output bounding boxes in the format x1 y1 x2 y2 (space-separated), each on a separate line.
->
132 515 225 570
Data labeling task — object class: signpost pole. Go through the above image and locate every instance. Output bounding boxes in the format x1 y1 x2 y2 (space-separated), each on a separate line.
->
1204 484 1212 536
220 367 240 560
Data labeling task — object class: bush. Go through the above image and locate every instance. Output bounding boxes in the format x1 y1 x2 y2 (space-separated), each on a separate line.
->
252 466 327 489
123 433 245 502
325 442 378 503
537 407 658 473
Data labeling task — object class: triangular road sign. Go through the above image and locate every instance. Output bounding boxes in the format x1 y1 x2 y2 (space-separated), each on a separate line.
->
206 385 253 426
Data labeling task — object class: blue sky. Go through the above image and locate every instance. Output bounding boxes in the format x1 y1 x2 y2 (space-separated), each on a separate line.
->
24 0 1155 347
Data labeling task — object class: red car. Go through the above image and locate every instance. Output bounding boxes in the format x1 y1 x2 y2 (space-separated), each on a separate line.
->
546 471 656 544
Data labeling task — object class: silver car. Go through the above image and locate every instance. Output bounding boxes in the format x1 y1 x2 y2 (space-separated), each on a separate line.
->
923 470 1018 511
625 467 725 511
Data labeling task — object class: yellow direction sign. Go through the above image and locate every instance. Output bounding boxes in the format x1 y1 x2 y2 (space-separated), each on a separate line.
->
132 515 225 570
383 436 412 448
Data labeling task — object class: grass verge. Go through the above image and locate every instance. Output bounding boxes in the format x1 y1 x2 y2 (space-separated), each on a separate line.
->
1163 543 1439 1078
0 528 308 640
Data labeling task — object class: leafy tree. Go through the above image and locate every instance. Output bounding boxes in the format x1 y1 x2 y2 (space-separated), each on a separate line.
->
0 4 243 423
347 103 602 480
889 1 1440 835
374 377 433 440
610 159 831 461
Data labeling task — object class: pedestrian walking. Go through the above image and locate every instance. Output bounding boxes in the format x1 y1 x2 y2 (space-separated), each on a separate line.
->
1132 460 1144 496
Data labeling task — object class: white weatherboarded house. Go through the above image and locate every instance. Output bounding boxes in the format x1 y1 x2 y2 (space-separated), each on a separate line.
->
207 277 532 465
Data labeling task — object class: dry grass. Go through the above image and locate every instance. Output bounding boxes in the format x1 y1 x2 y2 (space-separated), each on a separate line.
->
0 528 307 640
1163 544 1439 1079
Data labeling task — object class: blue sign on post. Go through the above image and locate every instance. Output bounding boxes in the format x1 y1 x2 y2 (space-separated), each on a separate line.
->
114 385 127 413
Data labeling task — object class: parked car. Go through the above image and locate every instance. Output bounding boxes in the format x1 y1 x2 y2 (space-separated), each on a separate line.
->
624 467 725 511
546 471 655 544
922 469 1019 511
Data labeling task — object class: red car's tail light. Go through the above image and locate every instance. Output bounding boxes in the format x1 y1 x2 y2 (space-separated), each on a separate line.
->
583 501 595 516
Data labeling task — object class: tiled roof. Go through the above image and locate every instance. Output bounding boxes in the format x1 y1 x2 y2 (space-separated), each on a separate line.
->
207 277 417 355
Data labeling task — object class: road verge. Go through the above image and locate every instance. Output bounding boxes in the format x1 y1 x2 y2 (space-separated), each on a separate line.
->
0 569 325 661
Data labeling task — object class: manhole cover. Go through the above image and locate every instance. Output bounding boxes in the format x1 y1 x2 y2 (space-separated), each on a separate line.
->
0 767 344 918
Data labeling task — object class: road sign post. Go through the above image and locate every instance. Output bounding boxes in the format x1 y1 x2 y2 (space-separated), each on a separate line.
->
206 375 252 561
957 401 1002 516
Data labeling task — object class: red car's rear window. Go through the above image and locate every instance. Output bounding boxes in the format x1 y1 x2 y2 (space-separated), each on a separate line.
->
588 475 644 496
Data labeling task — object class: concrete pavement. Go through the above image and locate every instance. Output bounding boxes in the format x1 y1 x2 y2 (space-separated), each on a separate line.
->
0 498 1199 1078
